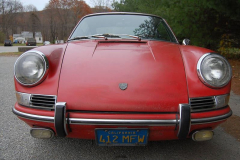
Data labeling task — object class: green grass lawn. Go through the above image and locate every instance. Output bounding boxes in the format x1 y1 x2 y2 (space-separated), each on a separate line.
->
0 43 43 46
0 52 23 56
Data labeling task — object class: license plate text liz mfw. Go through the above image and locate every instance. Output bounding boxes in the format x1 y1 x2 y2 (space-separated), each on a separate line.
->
99 135 145 143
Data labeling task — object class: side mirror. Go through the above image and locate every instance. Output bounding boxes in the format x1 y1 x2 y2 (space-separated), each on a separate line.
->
182 39 190 45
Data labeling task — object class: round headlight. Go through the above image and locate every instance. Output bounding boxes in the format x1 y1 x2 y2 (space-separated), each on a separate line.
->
197 53 232 88
14 50 49 86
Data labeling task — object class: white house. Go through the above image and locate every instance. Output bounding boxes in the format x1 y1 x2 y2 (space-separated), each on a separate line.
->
35 32 43 43
13 31 43 43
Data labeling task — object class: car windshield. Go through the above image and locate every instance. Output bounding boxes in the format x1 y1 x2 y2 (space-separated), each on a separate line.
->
70 14 177 43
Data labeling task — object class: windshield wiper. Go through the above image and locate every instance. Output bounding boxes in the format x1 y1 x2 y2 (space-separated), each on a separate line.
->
68 36 90 41
127 35 141 41
68 34 142 41
68 35 108 41
91 34 108 40
92 34 141 41
91 34 122 40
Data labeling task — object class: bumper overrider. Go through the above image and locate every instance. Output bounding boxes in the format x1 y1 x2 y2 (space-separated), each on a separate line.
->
12 102 232 140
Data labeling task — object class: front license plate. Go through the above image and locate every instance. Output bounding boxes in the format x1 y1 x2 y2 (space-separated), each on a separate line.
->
95 129 148 146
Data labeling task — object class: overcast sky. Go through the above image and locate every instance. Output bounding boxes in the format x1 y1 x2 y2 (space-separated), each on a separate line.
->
20 0 95 11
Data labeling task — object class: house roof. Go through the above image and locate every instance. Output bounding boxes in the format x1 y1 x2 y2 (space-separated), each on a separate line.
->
13 34 21 37
35 32 42 37
21 31 33 38
13 31 42 39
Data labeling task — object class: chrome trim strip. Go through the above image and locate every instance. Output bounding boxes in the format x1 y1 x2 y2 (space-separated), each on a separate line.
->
12 108 232 126
69 118 178 126
191 110 232 124
12 108 54 123
83 12 165 19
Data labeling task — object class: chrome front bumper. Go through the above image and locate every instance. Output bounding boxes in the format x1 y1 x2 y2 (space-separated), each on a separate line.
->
12 107 232 125
12 102 232 139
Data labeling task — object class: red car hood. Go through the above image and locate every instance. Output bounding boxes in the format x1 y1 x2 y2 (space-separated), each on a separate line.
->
57 40 188 112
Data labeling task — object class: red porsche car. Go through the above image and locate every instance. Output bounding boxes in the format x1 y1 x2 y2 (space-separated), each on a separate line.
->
13 12 232 146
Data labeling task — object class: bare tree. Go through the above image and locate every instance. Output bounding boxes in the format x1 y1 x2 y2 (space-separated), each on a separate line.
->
46 0 73 40
44 3 59 43
90 0 113 8
90 0 115 12
30 13 41 38
43 0 92 42
0 0 115 43
0 0 23 38
70 0 92 24
24 4 37 12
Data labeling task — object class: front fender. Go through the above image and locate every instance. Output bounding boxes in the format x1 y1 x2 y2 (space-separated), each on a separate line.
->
14 44 67 95
179 45 231 98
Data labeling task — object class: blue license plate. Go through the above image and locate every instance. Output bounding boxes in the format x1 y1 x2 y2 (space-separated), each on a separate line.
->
95 129 148 146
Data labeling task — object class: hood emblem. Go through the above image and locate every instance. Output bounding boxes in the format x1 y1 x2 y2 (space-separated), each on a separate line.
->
119 83 128 90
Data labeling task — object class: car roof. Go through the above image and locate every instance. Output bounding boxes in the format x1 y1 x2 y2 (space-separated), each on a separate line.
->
82 12 163 19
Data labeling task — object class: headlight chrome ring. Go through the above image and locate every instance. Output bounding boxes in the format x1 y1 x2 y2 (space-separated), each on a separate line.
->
14 50 49 86
197 53 232 88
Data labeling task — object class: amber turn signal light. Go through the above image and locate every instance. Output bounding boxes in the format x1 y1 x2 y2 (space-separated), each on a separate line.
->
192 130 214 141
30 128 54 139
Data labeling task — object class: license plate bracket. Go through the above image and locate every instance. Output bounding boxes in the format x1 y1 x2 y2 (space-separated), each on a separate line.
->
95 128 148 146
